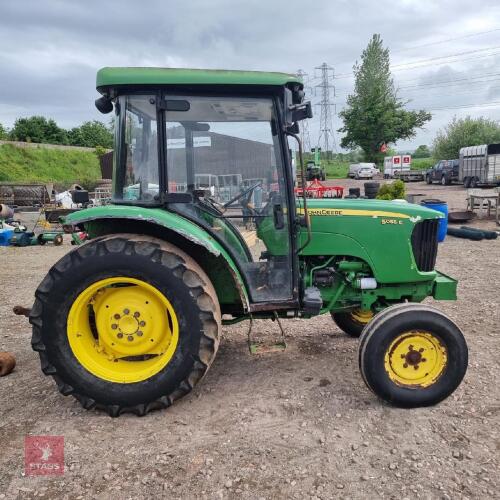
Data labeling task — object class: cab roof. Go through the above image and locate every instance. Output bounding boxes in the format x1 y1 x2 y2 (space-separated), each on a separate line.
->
96 67 302 93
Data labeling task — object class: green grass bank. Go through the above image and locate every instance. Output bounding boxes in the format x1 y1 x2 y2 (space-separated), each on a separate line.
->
0 143 101 189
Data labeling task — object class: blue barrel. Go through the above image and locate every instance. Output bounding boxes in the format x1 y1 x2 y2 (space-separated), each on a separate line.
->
0 228 14 246
421 199 448 242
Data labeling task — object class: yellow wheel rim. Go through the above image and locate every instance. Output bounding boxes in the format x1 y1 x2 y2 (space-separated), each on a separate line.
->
384 331 447 388
67 277 179 383
351 309 374 324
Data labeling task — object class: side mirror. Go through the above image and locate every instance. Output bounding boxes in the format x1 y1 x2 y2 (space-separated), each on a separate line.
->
284 88 312 129
95 96 113 114
291 101 313 122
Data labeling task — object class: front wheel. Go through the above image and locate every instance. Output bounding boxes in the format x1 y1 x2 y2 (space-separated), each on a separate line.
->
331 309 374 338
426 175 432 184
30 234 221 416
358 303 467 408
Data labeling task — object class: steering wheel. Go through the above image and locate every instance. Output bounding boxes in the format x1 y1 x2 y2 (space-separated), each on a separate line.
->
223 181 263 209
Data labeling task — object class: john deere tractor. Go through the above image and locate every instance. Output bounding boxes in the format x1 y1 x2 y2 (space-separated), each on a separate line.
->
306 147 326 181
29 68 467 416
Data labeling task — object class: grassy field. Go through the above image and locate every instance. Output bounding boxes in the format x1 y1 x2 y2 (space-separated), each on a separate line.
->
0 144 101 189
411 157 435 170
323 160 350 178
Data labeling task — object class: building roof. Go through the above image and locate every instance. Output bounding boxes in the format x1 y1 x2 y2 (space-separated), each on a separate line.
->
96 67 302 91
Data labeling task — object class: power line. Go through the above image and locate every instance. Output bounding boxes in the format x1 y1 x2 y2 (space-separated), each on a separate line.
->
391 45 500 69
391 28 500 53
326 28 500 80
334 72 500 98
314 63 337 156
335 47 500 79
408 101 500 111
397 72 500 90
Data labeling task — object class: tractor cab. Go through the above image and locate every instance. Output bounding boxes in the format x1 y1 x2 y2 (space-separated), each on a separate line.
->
96 68 311 306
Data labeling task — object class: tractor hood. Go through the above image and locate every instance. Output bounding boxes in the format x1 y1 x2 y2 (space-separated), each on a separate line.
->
297 198 443 284
298 198 443 222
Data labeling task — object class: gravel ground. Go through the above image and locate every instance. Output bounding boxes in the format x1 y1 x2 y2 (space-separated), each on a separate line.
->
0 180 499 499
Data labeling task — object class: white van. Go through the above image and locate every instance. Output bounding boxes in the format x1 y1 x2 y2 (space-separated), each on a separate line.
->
348 162 378 178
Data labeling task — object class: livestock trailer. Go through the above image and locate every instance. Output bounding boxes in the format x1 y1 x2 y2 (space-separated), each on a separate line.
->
459 143 500 187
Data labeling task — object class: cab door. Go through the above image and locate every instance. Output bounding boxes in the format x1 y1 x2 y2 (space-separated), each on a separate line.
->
162 94 295 304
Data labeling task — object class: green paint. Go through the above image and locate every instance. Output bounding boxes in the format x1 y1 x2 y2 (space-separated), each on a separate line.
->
432 271 457 300
64 205 249 306
96 67 301 92
256 216 289 256
298 198 442 284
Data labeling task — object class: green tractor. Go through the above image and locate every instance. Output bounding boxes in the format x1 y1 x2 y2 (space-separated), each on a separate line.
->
306 147 326 181
29 68 467 416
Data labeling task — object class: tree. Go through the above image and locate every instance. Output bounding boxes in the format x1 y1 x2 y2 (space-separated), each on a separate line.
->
339 34 431 164
0 123 7 139
68 120 113 148
9 116 68 144
432 116 500 160
413 145 431 158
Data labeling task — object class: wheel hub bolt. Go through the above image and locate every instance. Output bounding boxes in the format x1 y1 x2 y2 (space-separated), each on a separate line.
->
114 314 120 320
117 333 123 339
127 335 134 342
137 331 143 337
139 321 146 327
124 308 130 315
111 324 118 330
134 312 140 318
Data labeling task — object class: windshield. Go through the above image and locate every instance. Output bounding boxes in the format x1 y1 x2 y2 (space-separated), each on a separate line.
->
113 95 159 203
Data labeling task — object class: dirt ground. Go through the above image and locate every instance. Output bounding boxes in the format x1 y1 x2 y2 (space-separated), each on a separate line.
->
0 180 499 500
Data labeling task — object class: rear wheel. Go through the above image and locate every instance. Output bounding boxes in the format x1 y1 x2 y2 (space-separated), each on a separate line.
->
359 303 467 408
331 309 374 338
464 177 471 188
30 234 221 416
469 177 478 188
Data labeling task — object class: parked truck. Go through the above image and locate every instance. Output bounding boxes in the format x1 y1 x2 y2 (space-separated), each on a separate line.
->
426 159 459 185
460 143 500 187
383 155 412 178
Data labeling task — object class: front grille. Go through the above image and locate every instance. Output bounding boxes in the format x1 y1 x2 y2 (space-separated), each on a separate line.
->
411 219 439 271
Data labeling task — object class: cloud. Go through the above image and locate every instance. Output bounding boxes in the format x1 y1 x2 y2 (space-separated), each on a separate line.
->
0 0 500 149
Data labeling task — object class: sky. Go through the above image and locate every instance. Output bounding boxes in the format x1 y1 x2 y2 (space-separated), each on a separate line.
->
1 0 500 152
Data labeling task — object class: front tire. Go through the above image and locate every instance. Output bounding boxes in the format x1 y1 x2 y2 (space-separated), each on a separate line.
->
30 234 221 416
331 309 374 338
358 303 467 408
426 175 432 184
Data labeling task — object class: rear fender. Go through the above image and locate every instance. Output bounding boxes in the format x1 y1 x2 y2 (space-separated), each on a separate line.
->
64 206 249 312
